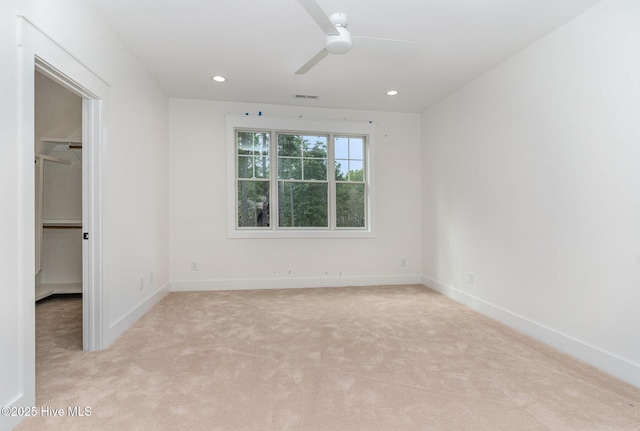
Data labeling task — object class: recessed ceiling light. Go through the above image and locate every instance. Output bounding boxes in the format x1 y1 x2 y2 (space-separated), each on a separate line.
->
212 75 226 83
386 90 399 96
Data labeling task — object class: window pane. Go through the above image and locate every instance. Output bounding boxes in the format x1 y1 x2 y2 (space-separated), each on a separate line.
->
349 138 364 159
334 136 365 182
237 180 270 227
256 134 270 156
349 160 364 181
278 182 328 228
254 154 270 178
277 134 302 157
335 159 349 181
237 131 254 155
336 183 365 228
303 136 327 157
238 155 269 179
303 159 327 180
335 137 349 159
237 131 270 179
278 157 302 180
237 155 254 179
237 131 269 155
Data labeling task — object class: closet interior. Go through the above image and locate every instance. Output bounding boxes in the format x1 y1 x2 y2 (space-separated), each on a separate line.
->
34 71 83 301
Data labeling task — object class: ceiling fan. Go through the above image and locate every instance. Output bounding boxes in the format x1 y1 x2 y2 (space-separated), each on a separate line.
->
295 0 417 75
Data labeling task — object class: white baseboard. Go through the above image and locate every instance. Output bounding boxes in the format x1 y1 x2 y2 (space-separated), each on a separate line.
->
103 273 640 389
104 281 171 346
171 274 422 292
422 275 640 389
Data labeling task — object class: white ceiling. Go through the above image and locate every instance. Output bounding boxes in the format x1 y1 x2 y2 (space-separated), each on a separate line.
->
85 0 601 113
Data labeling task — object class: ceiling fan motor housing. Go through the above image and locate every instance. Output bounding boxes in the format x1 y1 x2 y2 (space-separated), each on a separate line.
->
326 26 352 55
295 2 416 74
328 12 348 28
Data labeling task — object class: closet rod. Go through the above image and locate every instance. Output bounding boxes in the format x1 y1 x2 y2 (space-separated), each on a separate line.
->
43 225 83 229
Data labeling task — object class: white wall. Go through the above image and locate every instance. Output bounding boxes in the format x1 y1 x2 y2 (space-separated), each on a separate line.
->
16 0 171 338
170 100 421 290
2 0 170 428
422 0 640 387
0 1 23 428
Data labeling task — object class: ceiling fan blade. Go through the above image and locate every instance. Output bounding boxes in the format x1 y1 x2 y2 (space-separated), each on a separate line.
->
295 49 329 75
352 36 418 54
297 0 339 36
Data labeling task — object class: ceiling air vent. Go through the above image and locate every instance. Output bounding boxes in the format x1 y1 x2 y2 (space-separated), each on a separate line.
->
294 94 319 99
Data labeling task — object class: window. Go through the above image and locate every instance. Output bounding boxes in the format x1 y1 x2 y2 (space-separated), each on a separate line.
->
227 116 375 238
277 133 329 228
236 131 270 228
335 136 366 228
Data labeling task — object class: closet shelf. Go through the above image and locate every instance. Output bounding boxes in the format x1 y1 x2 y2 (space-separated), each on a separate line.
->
41 137 82 145
35 153 72 165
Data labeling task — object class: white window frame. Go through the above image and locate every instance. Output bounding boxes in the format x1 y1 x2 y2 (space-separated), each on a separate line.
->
226 115 376 239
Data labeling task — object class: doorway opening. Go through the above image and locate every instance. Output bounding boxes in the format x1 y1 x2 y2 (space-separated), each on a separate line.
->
34 70 84 349
33 58 104 352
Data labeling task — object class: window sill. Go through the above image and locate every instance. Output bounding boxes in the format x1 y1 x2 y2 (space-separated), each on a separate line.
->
227 229 375 239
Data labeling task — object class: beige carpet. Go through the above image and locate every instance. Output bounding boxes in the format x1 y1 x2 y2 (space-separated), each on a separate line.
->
16 285 640 430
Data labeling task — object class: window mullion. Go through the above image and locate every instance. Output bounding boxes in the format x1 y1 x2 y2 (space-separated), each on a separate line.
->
364 136 368 229
270 130 277 230
328 133 336 230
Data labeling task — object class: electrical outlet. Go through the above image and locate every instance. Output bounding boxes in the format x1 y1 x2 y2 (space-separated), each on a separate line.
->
139 277 145 290
191 261 199 271
401 257 407 267
468 272 475 285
